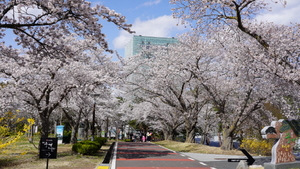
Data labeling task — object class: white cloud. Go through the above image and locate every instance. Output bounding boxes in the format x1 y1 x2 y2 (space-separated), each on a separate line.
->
255 0 300 25
142 0 161 6
113 15 188 49
6 6 43 21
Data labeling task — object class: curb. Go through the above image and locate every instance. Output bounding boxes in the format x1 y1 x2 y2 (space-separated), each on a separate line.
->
95 142 117 169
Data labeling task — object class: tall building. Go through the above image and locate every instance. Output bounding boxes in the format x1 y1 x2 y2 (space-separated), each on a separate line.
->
124 35 178 58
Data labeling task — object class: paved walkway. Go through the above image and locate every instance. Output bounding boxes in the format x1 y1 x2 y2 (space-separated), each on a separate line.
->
112 142 212 169
98 142 300 169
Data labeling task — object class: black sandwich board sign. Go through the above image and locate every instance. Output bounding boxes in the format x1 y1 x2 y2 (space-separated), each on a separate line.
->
39 137 58 159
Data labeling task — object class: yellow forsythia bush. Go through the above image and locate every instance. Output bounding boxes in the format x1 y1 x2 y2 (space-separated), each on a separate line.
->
0 118 35 150
240 139 273 156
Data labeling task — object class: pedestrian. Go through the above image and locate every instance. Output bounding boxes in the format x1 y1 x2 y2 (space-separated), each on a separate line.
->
149 132 152 141
140 134 142 142
130 133 133 142
147 132 152 142
142 135 146 142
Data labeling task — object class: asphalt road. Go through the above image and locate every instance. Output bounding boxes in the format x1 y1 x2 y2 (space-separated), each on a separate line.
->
114 142 212 169
111 142 270 169
109 142 300 169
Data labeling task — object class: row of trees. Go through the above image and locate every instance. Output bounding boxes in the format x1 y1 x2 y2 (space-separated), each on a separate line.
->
0 0 299 151
120 0 300 150
0 0 133 145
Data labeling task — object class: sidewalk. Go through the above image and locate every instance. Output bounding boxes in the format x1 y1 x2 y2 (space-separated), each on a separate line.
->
111 142 212 169
182 152 271 169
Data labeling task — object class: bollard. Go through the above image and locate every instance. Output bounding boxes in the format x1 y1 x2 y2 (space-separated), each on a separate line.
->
236 160 248 169
249 165 264 169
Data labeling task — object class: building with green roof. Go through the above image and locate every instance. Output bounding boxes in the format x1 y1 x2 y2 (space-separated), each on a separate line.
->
125 35 178 58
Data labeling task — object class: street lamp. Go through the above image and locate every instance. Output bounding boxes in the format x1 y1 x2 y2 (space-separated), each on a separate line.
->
90 93 101 141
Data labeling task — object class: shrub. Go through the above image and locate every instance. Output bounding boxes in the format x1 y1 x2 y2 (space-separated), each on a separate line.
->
63 130 72 137
0 116 35 150
124 139 131 142
72 141 101 155
94 137 107 146
240 138 273 156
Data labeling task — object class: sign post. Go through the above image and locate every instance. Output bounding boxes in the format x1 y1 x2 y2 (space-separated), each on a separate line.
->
56 125 64 144
39 138 58 169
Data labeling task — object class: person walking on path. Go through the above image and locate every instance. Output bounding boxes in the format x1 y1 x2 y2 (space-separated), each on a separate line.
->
146 132 152 142
142 135 146 142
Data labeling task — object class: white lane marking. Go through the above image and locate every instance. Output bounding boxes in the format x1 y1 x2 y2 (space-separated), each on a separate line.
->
188 158 195 161
199 162 207 165
158 145 176 153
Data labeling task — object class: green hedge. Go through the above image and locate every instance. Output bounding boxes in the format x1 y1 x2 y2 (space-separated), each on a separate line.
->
124 139 131 142
72 137 107 155
94 137 107 145
72 140 101 155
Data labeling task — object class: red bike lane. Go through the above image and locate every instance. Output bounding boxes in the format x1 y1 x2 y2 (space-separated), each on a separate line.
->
114 142 212 169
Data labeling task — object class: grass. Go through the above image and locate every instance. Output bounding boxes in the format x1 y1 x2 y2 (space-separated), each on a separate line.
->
0 135 111 169
154 140 244 155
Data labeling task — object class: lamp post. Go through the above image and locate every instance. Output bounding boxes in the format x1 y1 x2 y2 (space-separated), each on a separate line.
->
105 116 109 138
91 102 95 141
90 93 101 141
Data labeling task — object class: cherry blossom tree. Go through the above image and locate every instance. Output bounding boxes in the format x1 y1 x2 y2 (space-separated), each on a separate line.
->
0 0 134 139
122 97 184 141
147 103 184 141
170 0 300 88
170 0 285 47
60 88 94 143
122 27 285 150
170 0 300 149
182 26 298 149
60 86 115 143
0 0 133 56
0 34 121 138
197 104 217 145
122 44 210 143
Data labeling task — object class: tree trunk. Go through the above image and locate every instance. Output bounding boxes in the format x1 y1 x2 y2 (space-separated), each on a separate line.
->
83 119 89 140
184 116 197 143
96 125 102 137
200 133 210 145
221 128 233 150
218 133 223 147
39 111 50 138
185 127 196 143
62 108 83 144
163 129 174 141
70 125 78 144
